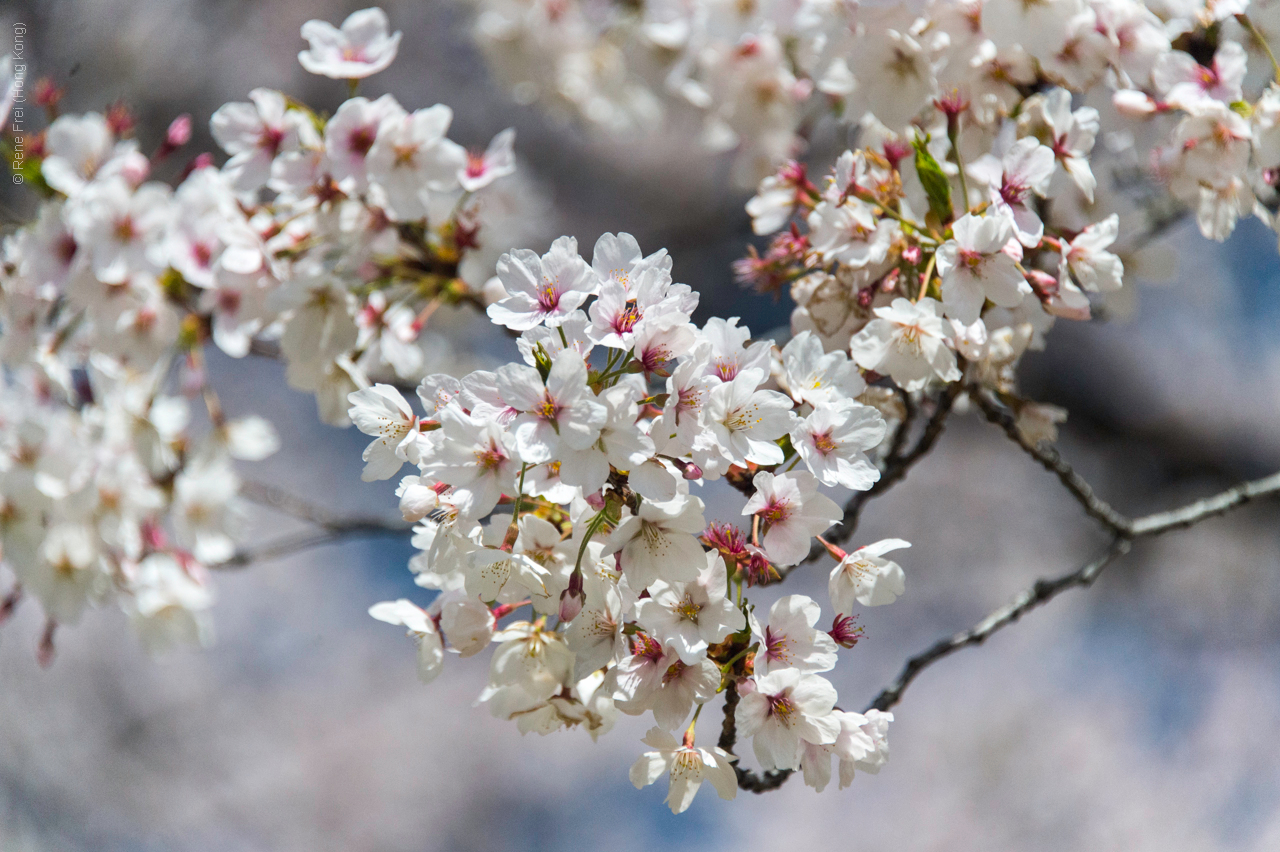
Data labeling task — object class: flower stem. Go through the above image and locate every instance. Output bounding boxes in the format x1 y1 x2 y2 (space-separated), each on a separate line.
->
1239 14 1280 82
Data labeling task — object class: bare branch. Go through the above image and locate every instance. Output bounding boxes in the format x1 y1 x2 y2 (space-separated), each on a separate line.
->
218 480 411 569
971 389 1132 534
863 465 1280 714
239 480 355 529
749 397 1280 792
865 537 1130 713
217 521 411 569
1129 470 1280 536
973 390 1280 541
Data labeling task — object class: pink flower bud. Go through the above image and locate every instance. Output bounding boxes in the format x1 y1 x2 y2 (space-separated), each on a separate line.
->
105 101 135 136
558 570 586 621
33 78 63 109
882 139 911 172
168 115 193 148
1112 89 1158 117
558 588 584 622
178 152 215 183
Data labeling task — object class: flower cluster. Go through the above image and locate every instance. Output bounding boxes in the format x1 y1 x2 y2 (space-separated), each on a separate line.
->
465 0 1280 443
0 8 522 651
0 361 275 653
209 6 520 424
4 0 1277 812
363 232 904 810
738 132 1112 429
464 0 1280 197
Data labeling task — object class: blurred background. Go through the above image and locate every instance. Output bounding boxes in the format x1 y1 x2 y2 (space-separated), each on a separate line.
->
3 1 1280 850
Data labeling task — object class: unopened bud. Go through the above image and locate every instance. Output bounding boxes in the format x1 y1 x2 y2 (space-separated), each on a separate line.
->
1112 89 1158 117
179 152 215 182
857 286 876 310
118 151 151 186
141 520 168 551
559 570 586 622
816 535 847 562
105 100 135 136
33 78 63 110
490 600 523 620
532 342 553 383
167 114 192 147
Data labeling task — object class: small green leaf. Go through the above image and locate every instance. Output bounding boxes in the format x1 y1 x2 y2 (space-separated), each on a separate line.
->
912 136 953 224
532 342 553 383
1229 100 1253 118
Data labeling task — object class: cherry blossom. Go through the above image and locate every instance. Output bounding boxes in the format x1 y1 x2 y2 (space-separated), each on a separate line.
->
634 551 745 664
369 599 444 682
850 298 962 391
829 538 911 613
298 7 402 79
743 471 842 567
487 236 597 331
496 350 607 463
736 669 841 771
752 595 839 675
459 128 517 192
790 405 887 491
606 493 707 589
14 0 1280 813
703 368 795 468
630 727 738 813
934 213 1032 325
348 384 420 482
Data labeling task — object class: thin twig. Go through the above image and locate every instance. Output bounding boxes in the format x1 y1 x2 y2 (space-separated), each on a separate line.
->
971 389 1131 534
748 387 1280 792
864 465 1280 714
1128 470 1280 536
218 480 411 569
1238 13 1280 81
219 522 409 568
865 537 1130 713
239 480 353 529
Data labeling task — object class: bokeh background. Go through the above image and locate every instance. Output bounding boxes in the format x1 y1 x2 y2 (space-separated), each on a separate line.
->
3 1 1280 850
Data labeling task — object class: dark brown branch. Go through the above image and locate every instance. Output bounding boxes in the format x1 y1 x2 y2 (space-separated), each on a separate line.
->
718 683 794 792
1128 470 1280 536
865 538 1130 713
864 465 1280 714
218 481 411 569
972 389 1132 534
